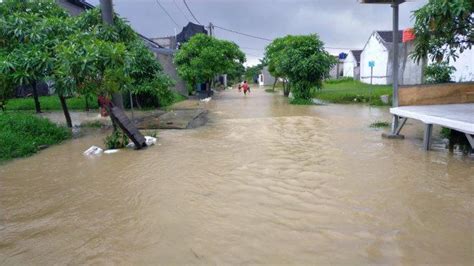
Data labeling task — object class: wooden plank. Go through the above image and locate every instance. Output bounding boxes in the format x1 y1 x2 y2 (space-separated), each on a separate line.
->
109 106 147 149
399 82 474 106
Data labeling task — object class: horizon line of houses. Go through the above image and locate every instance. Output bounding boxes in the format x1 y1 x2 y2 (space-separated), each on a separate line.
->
259 29 473 86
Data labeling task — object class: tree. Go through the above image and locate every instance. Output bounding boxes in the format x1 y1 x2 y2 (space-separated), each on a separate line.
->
412 0 473 63
244 64 263 85
174 34 245 94
1 2 174 127
265 34 336 102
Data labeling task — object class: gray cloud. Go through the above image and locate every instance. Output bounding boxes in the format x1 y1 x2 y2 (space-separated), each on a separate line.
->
90 0 428 65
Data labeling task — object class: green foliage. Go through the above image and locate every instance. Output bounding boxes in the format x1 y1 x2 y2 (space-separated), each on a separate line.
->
441 127 472 153
0 112 71 161
289 98 314 105
264 34 336 101
325 77 354 84
370 121 390 128
0 1 174 112
424 62 456 83
313 79 392 106
412 0 473 63
175 34 245 91
104 130 129 149
6 95 98 111
80 120 104 128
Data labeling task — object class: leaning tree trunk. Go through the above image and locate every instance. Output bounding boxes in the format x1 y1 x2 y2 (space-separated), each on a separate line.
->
272 78 278 92
59 94 72 128
31 80 41 113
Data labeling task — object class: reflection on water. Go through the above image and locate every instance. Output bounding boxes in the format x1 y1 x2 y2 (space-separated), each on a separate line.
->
1 88 473 265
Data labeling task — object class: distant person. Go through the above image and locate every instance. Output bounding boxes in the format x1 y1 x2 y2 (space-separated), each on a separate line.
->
98 94 110 117
242 80 250 95
238 83 242 92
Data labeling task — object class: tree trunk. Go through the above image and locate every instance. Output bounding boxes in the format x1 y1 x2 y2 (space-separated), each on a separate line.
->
272 78 277 91
32 80 41 113
85 95 90 112
283 81 290 97
59 94 72 128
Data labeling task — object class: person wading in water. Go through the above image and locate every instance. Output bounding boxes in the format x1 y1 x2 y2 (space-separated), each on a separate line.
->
242 80 250 95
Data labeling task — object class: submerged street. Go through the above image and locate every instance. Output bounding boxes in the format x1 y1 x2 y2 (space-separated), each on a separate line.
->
0 88 472 264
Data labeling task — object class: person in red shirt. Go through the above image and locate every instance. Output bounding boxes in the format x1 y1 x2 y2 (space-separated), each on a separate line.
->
242 80 250 95
97 94 111 117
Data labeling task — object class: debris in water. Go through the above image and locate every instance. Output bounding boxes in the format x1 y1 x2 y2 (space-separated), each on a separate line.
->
200 97 212 103
104 149 120 154
83 146 103 156
145 136 157 146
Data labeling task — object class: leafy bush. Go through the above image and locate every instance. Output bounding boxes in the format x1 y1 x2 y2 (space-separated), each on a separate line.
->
424 62 455 83
370 121 390 128
104 130 129 149
0 113 71 161
440 127 472 153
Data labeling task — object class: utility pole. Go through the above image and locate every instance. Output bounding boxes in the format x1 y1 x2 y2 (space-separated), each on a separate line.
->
99 0 124 109
208 22 213 37
390 1 400 134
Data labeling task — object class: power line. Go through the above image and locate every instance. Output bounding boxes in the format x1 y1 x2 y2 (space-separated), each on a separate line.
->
154 0 180 27
214 25 272 42
172 0 190 23
183 0 201 25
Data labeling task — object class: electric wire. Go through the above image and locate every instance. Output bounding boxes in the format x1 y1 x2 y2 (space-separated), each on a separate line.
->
173 0 190 23
183 0 201 25
154 0 180 27
213 25 272 42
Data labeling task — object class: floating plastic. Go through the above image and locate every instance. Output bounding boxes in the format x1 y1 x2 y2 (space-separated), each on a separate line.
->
83 146 103 156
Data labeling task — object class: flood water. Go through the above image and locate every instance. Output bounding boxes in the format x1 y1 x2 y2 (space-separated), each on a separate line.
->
1 88 473 265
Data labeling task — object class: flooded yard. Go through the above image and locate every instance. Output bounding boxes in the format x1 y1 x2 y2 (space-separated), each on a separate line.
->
0 88 472 264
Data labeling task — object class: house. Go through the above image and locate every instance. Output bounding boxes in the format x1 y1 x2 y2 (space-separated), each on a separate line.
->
258 66 275 86
360 30 424 85
328 53 347 79
343 50 362 80
56 0 187 96
176 22 208 47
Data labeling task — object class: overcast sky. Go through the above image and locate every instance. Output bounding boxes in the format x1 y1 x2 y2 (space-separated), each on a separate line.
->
89 0 428 66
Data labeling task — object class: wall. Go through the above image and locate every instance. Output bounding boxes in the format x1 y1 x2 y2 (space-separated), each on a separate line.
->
343 53 356 78
450 47 474 82
399 41 424 85
360 34 389 85
259 67 276 86
155 51 188 96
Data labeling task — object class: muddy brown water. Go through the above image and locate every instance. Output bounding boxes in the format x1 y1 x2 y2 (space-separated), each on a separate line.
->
1 88 473 265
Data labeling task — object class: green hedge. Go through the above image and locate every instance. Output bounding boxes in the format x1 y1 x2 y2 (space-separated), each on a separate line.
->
0 113 71 161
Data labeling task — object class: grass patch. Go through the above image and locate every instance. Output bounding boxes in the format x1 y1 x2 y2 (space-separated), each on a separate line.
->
290 98 314 105
6 95 98 111
171 92 187 105
313 79 392 106
0 113 71 162
265 88 277 93
369 121 390 128
80 120 104 128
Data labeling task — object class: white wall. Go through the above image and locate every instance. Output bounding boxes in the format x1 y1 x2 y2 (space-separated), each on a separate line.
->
450 48 474 82
360 34 389 85
343 53 356 78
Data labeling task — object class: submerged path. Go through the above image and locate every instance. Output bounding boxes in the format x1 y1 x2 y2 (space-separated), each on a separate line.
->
0 87 473 264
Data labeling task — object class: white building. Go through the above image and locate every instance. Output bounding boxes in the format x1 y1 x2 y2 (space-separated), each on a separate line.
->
360 30 424 85
343 50 362 80
258 66 276 86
